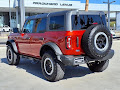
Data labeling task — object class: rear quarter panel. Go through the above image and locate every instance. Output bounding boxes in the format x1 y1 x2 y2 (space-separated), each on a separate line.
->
44 30 85 55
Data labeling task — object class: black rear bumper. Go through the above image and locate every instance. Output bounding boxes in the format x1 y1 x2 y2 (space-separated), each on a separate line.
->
58 49 114 66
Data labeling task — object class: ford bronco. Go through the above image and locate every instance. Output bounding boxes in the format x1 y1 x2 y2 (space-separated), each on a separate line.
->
6 10 114 81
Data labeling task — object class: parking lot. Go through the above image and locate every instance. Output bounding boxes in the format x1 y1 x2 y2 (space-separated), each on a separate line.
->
0 39 120 90
0 32 10 44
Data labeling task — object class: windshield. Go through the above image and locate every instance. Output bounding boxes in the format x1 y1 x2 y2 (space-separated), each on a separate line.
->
72 15 106 30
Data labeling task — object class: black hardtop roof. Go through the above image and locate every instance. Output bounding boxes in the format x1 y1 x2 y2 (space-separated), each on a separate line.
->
26 10 105 20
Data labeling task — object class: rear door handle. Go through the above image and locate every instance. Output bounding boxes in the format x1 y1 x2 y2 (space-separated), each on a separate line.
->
39 38 44 40
26 37 30 40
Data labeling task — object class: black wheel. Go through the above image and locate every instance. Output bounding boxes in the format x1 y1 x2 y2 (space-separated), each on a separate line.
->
81 25 112 59
41 50 65 82
6 45 20 65
87 60 109 72
3 29 5 32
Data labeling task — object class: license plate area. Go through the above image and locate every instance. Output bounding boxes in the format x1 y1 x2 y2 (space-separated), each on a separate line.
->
74 56 85 65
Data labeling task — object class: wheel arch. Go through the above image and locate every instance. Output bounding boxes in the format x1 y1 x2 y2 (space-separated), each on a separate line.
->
6 40 18 53
40 42 63 57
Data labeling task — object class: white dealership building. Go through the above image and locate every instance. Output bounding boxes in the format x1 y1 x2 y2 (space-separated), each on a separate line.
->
0 0 120 30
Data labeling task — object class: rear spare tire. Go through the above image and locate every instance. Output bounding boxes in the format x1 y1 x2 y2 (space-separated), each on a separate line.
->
81 25 112 59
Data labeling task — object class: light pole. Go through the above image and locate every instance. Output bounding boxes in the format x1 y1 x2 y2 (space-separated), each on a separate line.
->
103 0 116 30
85 0 89 11
9 0 11 29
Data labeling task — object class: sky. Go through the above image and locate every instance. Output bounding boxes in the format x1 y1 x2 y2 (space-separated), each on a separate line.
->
77 0 120 4
55 0 120 5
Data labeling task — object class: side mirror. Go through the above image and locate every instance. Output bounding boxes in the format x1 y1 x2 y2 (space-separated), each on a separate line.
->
23 28 30 33
13 28 19 33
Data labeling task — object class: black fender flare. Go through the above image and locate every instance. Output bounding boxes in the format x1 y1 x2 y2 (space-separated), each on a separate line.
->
6 40 18 53
40 42 63 56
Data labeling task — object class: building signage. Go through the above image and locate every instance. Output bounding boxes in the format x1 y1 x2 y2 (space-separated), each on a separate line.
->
24 0 81 9
33 2 72 6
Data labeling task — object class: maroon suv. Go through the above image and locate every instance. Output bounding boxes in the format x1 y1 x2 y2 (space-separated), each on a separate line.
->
6 10 114 81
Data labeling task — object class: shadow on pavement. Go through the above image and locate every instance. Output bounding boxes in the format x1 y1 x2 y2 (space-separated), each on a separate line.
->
1 58 45 80
1 58 92 81
64 66 92 79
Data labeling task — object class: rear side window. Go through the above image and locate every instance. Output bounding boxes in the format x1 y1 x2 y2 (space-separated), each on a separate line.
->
23 20 35 33
72 15 106 30
33 18 46 33
49 15 64 30
102 15 107 26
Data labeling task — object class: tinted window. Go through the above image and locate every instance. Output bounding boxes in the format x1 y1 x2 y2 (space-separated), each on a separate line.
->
49 15 64 30
102 15 107 26
33 18 46 33
72 15 106 30
23 20 35 33
4 25 8 27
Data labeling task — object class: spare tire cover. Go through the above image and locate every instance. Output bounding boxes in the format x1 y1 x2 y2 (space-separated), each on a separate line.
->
81 25 112 59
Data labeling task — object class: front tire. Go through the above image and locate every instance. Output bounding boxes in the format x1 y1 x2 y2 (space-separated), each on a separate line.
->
6 45 20 65
87 60 109 72
41 50 65 82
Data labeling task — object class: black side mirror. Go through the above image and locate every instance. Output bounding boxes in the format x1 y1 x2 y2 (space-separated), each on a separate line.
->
13 28 19 33
23 28 30 33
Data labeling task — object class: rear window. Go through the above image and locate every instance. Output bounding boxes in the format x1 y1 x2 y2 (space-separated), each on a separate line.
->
49 15 64 30
4 25 8 27
72 15 106 30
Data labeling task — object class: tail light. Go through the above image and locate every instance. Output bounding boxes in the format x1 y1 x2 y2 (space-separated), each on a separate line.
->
66 36 72 49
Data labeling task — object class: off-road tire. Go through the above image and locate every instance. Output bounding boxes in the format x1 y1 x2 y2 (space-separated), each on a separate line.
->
3 29 5 32
81 25 112 59
87 60 109 72
6 45 20 65
41 50 65 82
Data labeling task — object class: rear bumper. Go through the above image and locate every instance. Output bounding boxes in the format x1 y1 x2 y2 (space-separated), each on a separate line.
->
58 49 114 66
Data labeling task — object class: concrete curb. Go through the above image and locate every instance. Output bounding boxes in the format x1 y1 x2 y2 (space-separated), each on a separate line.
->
114 30 120 37
0 44 6 47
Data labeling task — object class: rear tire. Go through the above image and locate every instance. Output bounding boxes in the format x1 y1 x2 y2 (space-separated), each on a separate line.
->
6 45 20 65
87 60 109 72
41 50 65 82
